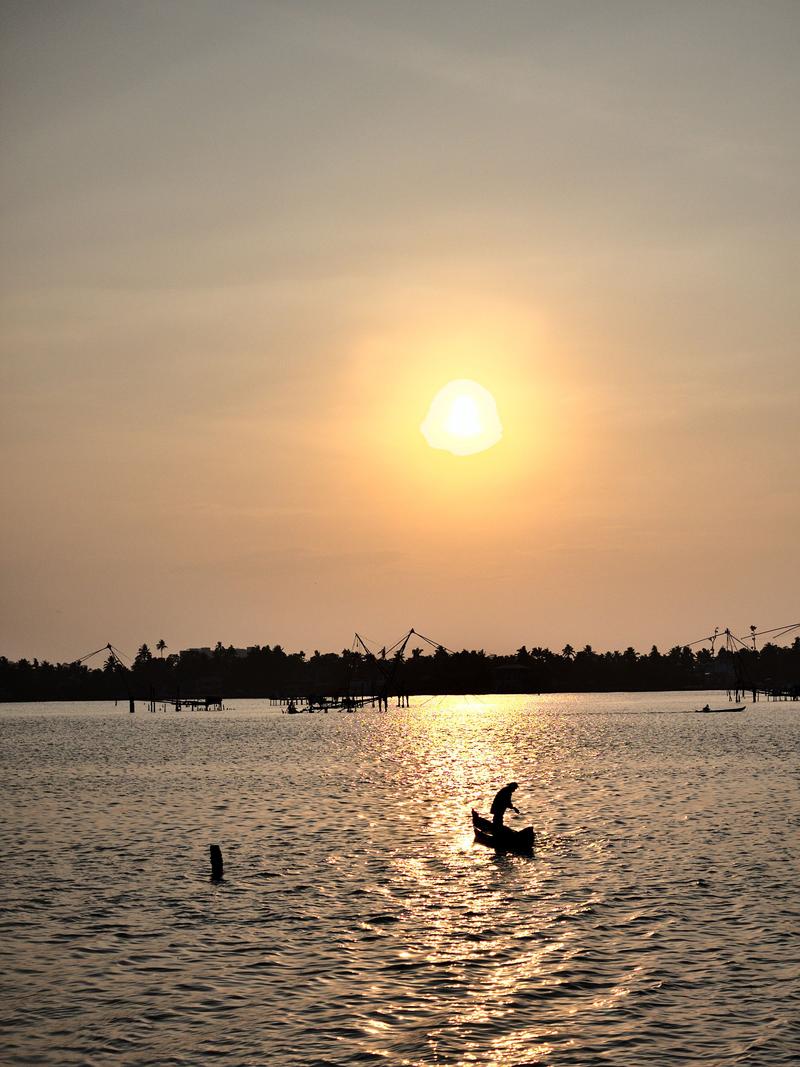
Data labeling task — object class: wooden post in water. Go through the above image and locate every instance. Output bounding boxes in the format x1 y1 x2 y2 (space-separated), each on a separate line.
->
210 844 223 880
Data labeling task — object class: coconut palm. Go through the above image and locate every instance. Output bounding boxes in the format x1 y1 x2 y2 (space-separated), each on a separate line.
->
156 639 167 658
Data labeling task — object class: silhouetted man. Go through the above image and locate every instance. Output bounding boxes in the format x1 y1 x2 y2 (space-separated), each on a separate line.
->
490 782 520 832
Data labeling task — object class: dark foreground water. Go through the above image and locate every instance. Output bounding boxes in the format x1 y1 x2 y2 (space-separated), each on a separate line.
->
1 693 798 1066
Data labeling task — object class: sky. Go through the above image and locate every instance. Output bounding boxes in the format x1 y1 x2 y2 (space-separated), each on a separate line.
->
1 0 798 663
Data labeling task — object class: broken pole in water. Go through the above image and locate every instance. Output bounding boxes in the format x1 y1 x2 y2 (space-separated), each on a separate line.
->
210 844 223 880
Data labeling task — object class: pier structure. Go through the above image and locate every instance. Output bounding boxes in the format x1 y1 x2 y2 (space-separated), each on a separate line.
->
276 692 379 714
746 684 799 702
166 696 223 711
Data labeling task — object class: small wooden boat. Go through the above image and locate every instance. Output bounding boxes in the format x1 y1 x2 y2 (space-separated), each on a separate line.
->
694 706 746 714
471 809 535 854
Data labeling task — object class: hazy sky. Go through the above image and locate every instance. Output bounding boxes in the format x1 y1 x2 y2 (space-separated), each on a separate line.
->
2 1 798 662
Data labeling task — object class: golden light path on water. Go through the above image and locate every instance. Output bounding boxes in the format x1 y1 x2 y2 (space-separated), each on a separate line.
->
374 698 631 1065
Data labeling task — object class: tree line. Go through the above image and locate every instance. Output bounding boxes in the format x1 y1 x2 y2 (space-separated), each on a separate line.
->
1 637 799 702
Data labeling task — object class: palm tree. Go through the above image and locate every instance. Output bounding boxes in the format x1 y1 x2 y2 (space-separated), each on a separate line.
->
156 639 167 658
562 644 575 660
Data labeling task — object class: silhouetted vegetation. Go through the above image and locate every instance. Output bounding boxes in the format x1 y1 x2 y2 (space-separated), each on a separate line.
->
1 638 799 702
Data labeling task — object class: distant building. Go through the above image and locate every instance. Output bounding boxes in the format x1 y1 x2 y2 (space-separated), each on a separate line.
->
180 646 259 659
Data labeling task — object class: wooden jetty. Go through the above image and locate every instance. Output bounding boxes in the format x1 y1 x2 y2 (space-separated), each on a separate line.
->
751 685 799 702
277 694 379 714
170 696 223 711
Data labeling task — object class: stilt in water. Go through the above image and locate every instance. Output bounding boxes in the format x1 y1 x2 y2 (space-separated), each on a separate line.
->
210 844 223 880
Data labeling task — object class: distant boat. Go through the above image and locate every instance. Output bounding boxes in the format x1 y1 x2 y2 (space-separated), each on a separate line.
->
471 809 535 854
695 705 746 714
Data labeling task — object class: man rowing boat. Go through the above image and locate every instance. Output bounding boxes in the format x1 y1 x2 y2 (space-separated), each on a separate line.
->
490 782 520 833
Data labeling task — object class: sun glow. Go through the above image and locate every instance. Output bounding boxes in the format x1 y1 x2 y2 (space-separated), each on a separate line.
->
421 379 503 456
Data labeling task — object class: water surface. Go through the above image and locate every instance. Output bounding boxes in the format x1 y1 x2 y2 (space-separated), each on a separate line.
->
2 692 798 1065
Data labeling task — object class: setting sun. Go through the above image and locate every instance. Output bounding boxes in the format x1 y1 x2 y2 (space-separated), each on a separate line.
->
420 379 503 456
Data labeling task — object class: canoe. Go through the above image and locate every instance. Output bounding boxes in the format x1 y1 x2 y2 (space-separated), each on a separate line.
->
699 704 750 712
471 809 535 854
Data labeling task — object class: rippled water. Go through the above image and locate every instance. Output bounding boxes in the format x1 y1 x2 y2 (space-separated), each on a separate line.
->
2 693 798 1065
